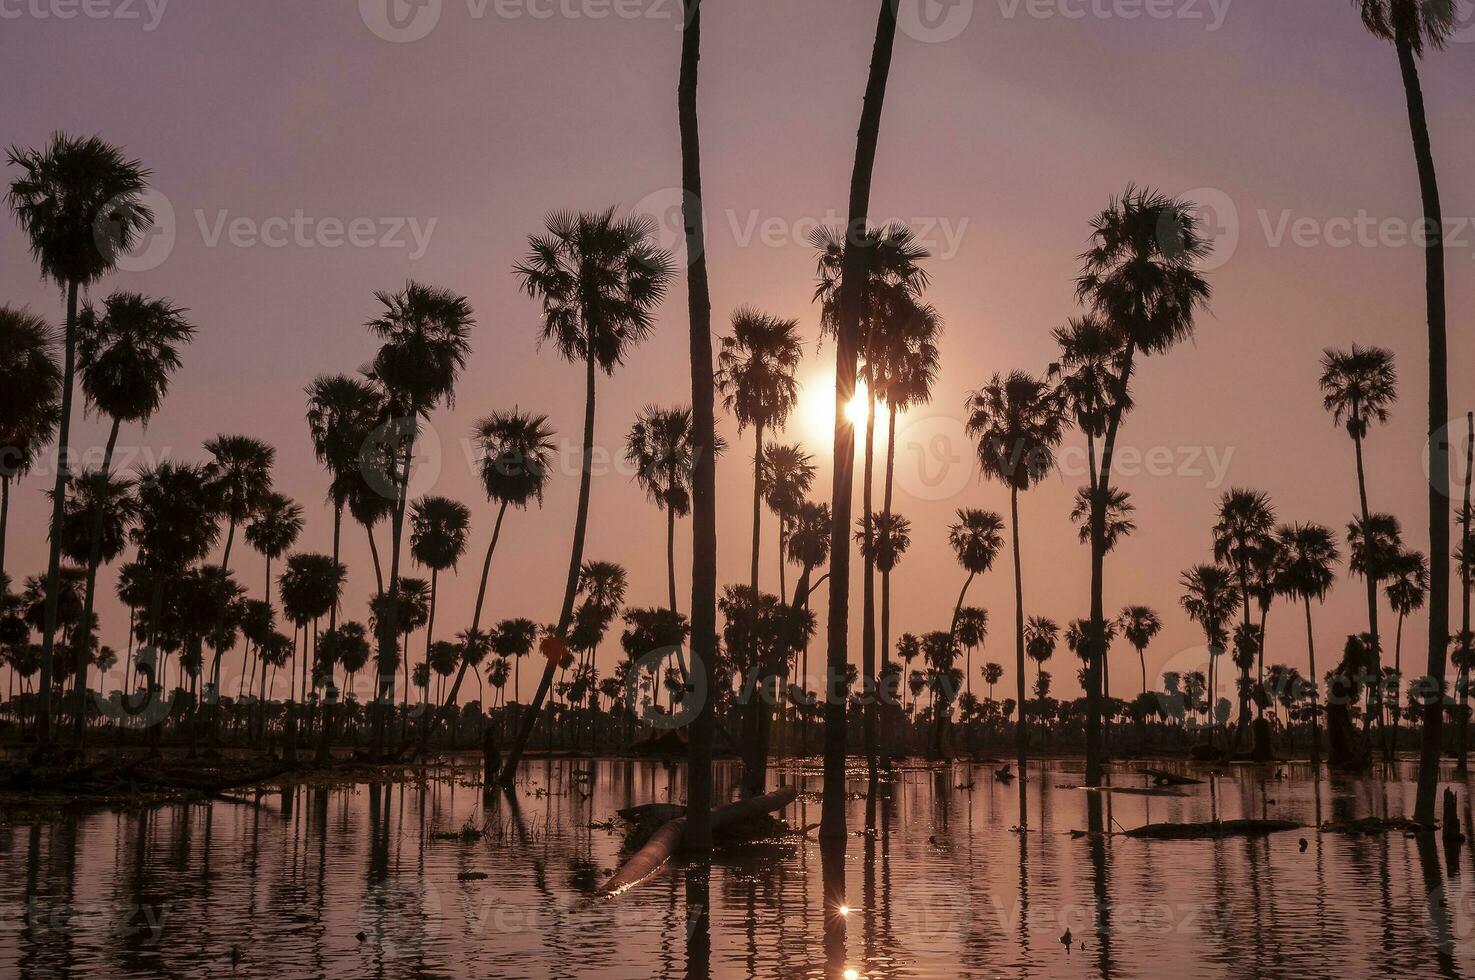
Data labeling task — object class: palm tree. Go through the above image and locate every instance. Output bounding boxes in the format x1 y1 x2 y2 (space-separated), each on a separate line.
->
69 291 194 740
1075 187 1212 787
1070 487 1135 552
7 133 153 752
982 662 1004 703
937 508 1005 759
953 606 988 698
433 410 555 734
409 495 471 708
1384 548 1429 758
678 0 718 849
1348 511 1404 751
761 442 816 601
51 468 135 742
504 209 672 785
131 462 222 747
1212 488 1276 750
717 309 803 605
1274 522 1340 766
1052 314 1130 489
278 553 344 754
1180 563 1239 748
1351 0 1454 825
243 492 301 732
0 306 60 584
967 371 1064 788
363 281 473 755
1118 605 1163 696
1457 418 1475 776
787 500 832 755
626 405 696 614
813 223 931 785
816 0 902 845
1319 343 1396 736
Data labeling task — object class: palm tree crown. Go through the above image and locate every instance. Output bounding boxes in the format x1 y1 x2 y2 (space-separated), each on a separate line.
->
410 496 472 573
716 308 803 434
948 509 1006 577
244 492 303 564
76 292 194 426
1274 522 1341 602
1319 344 1397 439
966 372 1065 493
627 405 696 516
0 306 60 481
367 281 474 417
474 409 557 509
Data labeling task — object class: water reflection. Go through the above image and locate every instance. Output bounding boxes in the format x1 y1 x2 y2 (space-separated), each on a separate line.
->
1 759 1472 978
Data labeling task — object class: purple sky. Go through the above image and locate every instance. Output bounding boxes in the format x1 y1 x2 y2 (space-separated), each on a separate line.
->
2 0 1472 703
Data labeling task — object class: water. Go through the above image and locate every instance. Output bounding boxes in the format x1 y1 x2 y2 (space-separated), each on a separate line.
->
1 758 1471 979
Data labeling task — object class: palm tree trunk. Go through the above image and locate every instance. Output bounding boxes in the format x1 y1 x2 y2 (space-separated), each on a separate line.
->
934 571 975 759
1351 426 1381 767
820 0 898 844
1010 487 1027 818
1087 338 1138 787
882 402 897 686
1457 415 1474 778
0 475 10 587
1403 31 1449 823
372 435 415 756
1305 595 1322 767
364 522 384 596
501 344 597 785
433 500 508 740
1138 647 1147 697
666 501 678 614
316 503 344 763
860 376 878 784
1391 611 1405 761
33 280 79 757
68 415 123 752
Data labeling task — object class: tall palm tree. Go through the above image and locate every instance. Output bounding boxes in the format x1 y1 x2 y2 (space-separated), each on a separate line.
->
967 371 1065 790
1076 187 1212 787
1384 548 1428 758
787 500 832 755
433 410 555 734
940 507 1006 759
409 495 471 707
678 0 719 849
813 223 931 785
1319 344 1396 741
1069 486 1135 553
816 0 901 845
626 405 696 614
0 307 61 584
1457 416 1474 776
1274 522 1340 766
1052 314 1130 490
761 442 816 601
1352 0 1454 825
69 291 194 740
1023 616 1058 747
278 552 344 755
7 134 152 752
1180 563 1239 748
364 281 473 755
1118 605 1162 696
243 492 302 732
305 375 385 621
717 309 803 606
504 211 671 783
1212 488 1276 750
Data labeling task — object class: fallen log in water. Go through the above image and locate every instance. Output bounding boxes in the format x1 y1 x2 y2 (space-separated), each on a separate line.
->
1142 768 1204 787
1124 818 1302 840
1321 817 1433 836
598 787 798 897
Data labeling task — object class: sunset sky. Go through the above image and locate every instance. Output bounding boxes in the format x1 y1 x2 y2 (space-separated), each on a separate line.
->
3 0 1472 702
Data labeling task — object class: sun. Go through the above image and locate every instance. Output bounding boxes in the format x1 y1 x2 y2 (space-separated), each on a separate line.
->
802 374 871 443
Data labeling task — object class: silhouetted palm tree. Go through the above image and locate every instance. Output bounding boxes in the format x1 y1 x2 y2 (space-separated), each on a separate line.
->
626 405 696 614
1118 605 1162 696
504 209 671 783
434 410 555 732
939 508 1005 759
1384 548 1428 757
761 442 815 601
1348 511 1404 751
364 281 473 754
787 500 832 755
968 371 1064 786
1213 488 1276 748
1274 522 1340 765
0 307 61 584
1319 344 1396 730
1353 0 1454 823
1180 563 1238 748
815 0 902 844
7 133 153 752
410 494 470 713
305 373 385 621
278 552 344 755
1070 486 1135 553
1076 187 1212 786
